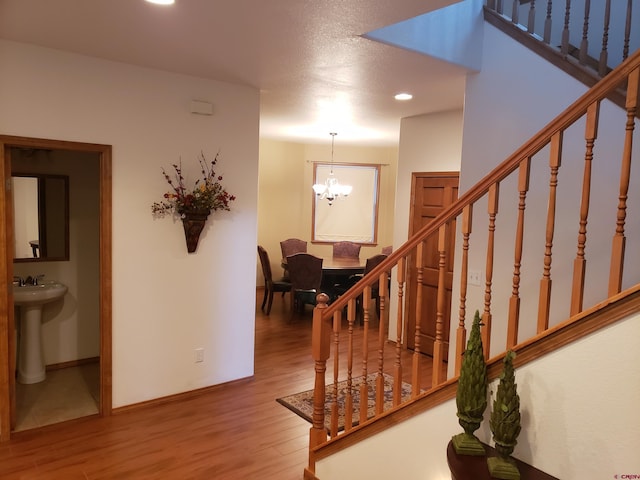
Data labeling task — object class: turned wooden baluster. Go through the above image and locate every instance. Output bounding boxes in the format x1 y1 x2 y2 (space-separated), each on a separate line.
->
579 0 591 65
375 271 388 415
329 309 342 437
482 184 499 359
507 158 531 349
359 286 372 426
393 257 406 406
538 132 563 333
571 101 600 316
599 0 611 76
528 0 537 34
344 298 356 431
561 0 572 56
510 0 519 25
309 293 331 450
544 0 553 44
411 242 424 397
609 67 639 296
623 0 632 61
432 225 448 386
455 205 472 376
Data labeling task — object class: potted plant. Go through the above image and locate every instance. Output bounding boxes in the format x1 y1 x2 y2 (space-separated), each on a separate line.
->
488 350 522 479
452 310 488 455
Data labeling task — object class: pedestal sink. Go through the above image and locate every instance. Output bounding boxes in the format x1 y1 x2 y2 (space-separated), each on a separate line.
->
13 281 68 384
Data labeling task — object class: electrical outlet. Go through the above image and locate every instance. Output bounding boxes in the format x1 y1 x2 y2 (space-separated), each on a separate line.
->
195 348 204 363
468 269 482 286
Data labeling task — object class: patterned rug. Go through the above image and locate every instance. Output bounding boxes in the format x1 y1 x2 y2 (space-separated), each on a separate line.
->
276 373 413 432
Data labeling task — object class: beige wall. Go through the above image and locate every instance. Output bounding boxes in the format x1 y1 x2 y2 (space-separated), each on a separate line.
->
257 139 398 286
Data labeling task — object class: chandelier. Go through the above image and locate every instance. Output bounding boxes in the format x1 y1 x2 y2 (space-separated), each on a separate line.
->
312 132 352 205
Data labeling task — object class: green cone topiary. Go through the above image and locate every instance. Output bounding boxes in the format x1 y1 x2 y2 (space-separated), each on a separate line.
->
452 310 488 455
488 350 522 479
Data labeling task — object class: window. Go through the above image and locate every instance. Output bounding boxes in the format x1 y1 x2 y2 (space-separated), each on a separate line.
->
312 163 380 244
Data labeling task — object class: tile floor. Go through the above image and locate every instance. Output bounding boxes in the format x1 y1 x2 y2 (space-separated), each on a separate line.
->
14 363 100 432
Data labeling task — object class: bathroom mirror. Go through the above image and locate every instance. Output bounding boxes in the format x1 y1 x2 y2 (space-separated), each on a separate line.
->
13 173 69 262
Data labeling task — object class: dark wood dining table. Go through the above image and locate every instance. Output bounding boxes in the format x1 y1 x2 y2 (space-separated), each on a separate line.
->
281 255 366 276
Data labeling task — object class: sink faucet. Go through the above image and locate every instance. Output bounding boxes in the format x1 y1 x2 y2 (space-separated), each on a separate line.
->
24 275 45 286
13 276 25 287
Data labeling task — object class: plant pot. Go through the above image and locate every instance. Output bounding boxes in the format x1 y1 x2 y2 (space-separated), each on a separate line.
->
181 211 209 253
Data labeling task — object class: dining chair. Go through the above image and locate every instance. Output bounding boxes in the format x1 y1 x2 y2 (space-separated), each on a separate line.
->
332 241 361 258
381 245 393 256
280 238 308 258
257 245 291 315
280 238 308 280
286 252 323 314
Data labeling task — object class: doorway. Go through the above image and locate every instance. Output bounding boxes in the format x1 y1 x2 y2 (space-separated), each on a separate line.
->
0 135 112 441
405 172 459 358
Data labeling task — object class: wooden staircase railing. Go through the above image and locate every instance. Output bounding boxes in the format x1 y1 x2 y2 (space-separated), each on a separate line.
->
305 44 640 477
486 0 637 79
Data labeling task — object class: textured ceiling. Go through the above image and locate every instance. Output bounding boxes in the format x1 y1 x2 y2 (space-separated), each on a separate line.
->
0 0 470 145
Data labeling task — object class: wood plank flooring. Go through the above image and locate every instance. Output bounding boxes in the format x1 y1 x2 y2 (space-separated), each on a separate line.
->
0 292 435 479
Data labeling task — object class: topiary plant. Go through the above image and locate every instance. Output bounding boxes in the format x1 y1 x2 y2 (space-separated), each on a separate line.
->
488 350 522 479
452 310 488 455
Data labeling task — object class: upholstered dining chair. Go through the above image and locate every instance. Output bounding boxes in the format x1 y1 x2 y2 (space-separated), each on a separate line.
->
332 241 361 258
257 245 291 315
280 238 308 280
286 252 323 314
381 245 393 256
280 238 308 258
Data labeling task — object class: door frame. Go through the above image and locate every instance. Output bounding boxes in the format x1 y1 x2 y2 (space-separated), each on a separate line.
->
0 135 112 441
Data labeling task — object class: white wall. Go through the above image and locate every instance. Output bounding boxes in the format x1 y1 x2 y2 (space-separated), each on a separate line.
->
1 40 260 407
451 23 640 367
316 312 640 479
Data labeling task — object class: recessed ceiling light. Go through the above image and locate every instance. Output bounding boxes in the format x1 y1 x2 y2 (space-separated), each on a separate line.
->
145 0 175 5
394 93 413 101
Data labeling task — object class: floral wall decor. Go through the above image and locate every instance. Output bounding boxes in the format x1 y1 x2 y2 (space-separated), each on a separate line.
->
152 151 236 253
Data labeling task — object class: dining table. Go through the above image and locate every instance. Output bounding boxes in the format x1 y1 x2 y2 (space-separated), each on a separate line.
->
281 255 366 277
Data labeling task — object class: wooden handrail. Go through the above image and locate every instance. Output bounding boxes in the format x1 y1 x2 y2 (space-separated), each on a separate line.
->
307 34 640 479
321 47 640 320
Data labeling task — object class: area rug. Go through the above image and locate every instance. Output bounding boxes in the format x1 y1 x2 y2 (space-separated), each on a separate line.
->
276 373 413 432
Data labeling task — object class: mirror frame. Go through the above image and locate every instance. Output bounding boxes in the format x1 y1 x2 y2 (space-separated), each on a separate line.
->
13 173 70 262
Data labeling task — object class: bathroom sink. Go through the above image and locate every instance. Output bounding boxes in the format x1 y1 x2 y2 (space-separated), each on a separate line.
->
13 281 68 306
14 280 68 384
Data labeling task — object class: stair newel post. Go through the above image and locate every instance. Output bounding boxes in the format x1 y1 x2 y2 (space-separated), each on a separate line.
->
309 293 331 452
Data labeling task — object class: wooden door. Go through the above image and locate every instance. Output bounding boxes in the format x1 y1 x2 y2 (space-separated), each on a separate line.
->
405 172 459 357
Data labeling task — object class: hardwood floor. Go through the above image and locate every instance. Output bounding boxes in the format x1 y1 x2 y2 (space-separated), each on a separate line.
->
0 291 435 479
